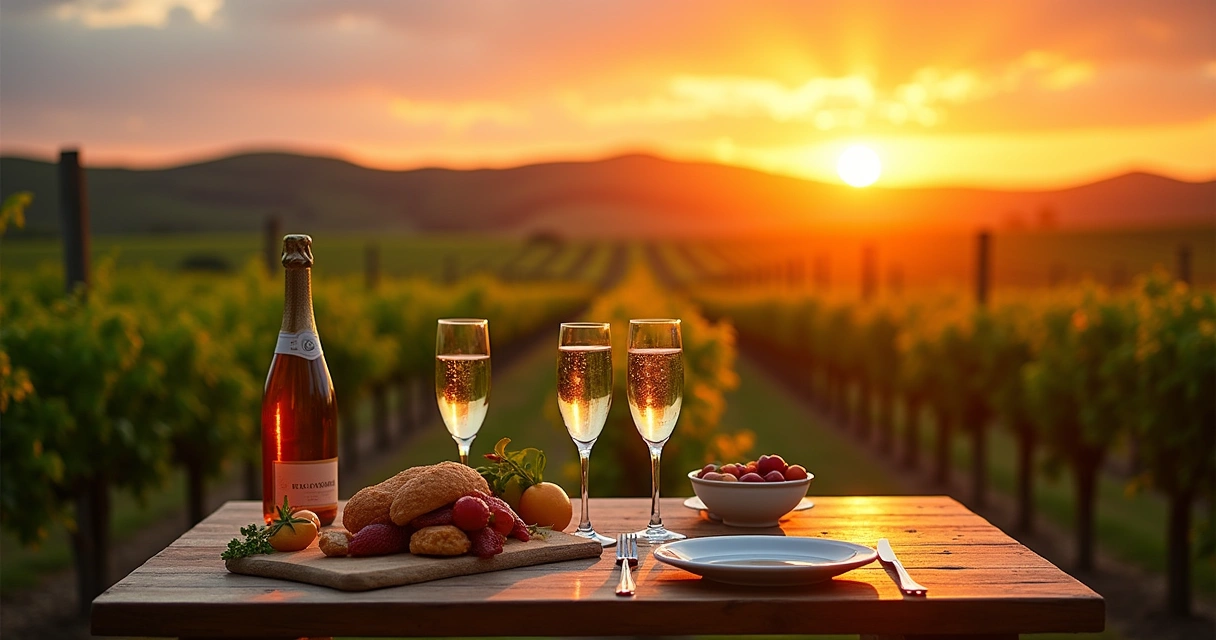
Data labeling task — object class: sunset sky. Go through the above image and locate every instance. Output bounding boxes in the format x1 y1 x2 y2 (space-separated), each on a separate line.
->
1 0 1213 188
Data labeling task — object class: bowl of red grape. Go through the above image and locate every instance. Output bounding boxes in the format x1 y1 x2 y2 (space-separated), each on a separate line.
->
688 455 813 527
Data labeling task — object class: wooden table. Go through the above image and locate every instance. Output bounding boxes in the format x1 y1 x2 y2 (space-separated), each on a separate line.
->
91 496 1103 639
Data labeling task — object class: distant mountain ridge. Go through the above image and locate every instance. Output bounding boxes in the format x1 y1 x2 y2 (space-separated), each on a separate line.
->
1 152 1212 236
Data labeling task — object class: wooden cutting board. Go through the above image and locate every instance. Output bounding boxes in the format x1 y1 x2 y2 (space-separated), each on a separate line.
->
225 530 604 591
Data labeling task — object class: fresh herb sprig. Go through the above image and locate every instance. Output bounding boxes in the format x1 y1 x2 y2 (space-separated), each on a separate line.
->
476 437 546 496
221 523 274 560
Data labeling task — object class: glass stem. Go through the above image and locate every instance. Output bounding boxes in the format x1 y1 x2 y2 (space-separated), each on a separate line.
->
578 449 592 532
648 444 663 528
456 435 475 466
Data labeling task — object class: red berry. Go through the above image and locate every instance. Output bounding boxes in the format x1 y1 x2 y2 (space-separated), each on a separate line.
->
469 527 505 558
409 505 454 529
744 461 759 474
510 519 531 542
452 496 491 532
349 523 410 557
721 463 743 477
758 455 788 476
785 465 809 480
763 470 786 482
487 502 514 535
699 464 717 478
481 493 527 536
739 472 765 483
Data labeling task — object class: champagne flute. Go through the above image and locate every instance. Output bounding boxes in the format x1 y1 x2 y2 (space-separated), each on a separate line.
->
436 319 490 465
557 322 615 546
627 319 686 544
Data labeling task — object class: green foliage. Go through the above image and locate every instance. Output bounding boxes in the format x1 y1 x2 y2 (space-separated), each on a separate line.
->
694 273 1215 591
0 264 593 548
1130 271 1216 502
1022 287 1138 468
476 437 548 494
0 191 31 236
0 286 171 544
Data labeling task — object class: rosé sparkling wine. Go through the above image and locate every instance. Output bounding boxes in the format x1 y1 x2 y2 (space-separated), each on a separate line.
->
261 234 338 525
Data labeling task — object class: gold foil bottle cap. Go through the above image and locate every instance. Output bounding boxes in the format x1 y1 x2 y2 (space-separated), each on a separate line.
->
282 234 314 268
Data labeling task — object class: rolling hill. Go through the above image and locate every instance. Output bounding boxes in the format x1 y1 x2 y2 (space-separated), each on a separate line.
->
1 152 1212 237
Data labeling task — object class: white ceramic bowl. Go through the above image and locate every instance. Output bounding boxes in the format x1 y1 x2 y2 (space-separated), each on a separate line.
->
687 469 814 527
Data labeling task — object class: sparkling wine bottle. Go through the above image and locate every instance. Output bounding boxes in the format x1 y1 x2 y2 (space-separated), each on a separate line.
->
261 234 338 525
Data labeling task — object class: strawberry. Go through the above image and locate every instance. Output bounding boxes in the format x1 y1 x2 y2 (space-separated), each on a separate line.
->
510 519 531 542
451 496 491 532
487 501 515 536
469 527 505 559
409 505 454 529
348 523 410 557
479 492 523 536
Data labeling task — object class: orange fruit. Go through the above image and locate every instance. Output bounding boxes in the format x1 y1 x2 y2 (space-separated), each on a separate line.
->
518 482 572 531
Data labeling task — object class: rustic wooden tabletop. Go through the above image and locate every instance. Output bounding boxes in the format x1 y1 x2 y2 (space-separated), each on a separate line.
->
91 496 1103 639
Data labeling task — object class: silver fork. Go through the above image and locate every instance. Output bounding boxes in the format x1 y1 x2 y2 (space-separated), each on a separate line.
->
615 533 638 597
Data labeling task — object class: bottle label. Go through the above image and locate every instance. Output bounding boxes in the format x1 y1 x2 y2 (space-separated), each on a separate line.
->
275 330 323 360
273 458 338 510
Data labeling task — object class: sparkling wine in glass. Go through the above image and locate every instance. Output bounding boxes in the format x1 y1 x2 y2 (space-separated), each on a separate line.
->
436 319 490 465
557 322 615 546
627 318 686 544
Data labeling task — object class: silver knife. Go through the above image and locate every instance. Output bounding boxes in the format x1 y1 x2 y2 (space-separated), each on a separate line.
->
877 538 928 596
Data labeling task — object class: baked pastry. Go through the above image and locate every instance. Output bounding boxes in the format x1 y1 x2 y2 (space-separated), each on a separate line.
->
379 465 431 494
341 486 395 534
390 461 490 526
409 525 471 556
318 529 353 557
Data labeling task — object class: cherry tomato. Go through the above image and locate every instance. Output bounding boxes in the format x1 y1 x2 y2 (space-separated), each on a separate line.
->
518 482 572 531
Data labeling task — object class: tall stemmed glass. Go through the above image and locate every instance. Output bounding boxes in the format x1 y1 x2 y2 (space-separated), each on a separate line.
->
627 319 686 544
435 319 490 465
557 322 615 546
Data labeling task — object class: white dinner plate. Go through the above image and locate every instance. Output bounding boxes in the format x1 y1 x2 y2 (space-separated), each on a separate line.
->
683 495 815 519
652 535 877 586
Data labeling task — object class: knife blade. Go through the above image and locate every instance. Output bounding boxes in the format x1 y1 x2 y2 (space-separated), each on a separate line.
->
877 538 928 596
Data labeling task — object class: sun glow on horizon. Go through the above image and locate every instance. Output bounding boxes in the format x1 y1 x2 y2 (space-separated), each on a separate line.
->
836 145 882 187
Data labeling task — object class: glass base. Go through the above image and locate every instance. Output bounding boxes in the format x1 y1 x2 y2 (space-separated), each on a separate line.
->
634 524 686 545
573 527 616 547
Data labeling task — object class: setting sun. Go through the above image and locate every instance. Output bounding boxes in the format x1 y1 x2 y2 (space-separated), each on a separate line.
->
837 145 882 187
